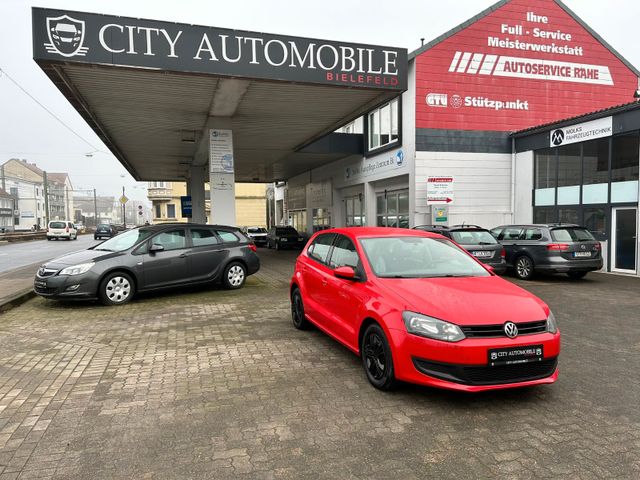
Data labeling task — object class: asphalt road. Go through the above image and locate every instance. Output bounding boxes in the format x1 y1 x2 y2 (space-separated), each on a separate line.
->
0 235 99 273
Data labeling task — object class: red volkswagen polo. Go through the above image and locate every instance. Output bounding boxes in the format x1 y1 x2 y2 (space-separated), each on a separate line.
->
290 227 560 392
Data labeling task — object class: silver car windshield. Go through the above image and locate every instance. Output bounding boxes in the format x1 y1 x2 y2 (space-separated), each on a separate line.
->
94 228 153 252
360 236 490 278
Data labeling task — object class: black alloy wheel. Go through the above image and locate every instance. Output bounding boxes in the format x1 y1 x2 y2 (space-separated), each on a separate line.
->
514 255 535 280
291 288 310 330
361 324 397 391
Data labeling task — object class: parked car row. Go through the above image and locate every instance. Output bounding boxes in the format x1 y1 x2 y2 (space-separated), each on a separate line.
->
413 223 602 280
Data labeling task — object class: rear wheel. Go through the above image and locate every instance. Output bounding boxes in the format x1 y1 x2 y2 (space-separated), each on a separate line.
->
223 262 246 289
291 288 310 330
361 324 397 391
275 241 281 251
567 271 588 280
99 272 134 306
514 255 534 280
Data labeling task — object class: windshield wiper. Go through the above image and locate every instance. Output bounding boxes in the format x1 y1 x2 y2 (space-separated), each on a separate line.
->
93 247 114 252
478 242 495 245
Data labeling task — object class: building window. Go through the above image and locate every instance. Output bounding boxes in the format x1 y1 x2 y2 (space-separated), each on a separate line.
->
289 210 306 232
534 148 555 206
376 189 409 228
166 204 176 218
345 195 365 227
367 98 400 152
155 204 162 218
611 132 639 203
557 144 581 205
312 208 331 232
583 138 609 204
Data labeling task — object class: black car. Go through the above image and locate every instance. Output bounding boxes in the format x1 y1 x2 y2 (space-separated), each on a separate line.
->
490 223 602 280
34 224 260 306
94 223 116 240
413 224 507 274
266 226 306 250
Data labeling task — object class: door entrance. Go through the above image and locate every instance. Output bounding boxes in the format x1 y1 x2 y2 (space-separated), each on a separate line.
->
611 207 637 273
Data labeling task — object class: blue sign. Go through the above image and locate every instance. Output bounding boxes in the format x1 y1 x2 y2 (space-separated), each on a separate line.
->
180 196 192 218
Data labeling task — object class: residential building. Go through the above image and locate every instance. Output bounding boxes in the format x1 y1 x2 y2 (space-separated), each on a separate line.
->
1 159 46 230
147 181 267 226
47 173 74 221
0 188 15 232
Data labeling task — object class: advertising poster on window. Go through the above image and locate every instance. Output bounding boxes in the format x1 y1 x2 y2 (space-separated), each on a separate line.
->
415 0 638 132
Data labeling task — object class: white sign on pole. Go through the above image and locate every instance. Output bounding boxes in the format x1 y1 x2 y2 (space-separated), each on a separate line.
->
209 129 235 173
427 177 454 205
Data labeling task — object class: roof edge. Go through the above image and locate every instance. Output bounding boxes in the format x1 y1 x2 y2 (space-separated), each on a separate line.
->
554 0 640 78
408 0 510 60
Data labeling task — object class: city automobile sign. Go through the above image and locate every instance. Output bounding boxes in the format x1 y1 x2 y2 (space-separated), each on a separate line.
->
32 8 407 90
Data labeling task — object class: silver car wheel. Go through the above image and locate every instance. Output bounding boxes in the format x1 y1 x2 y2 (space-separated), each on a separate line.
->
227 265 245 287
105 276 132 303
516 257 532 278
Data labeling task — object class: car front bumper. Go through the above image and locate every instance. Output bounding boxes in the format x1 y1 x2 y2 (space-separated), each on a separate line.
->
387 328 560 392
34 272 99 300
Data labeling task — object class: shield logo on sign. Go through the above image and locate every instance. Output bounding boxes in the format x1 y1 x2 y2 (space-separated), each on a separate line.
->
44 15 89 57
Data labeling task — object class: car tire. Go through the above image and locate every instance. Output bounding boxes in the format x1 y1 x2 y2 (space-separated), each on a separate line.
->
567 271 588 280
47 237 52 241
223 262 246 289
99 272 135 306
275 241 280 251
514 255 535 280
361 323 397 391
291 288 311 330
94 236 98 240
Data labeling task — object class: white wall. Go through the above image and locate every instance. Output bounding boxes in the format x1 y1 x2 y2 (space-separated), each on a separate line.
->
414 151 512 228
514 151 534 224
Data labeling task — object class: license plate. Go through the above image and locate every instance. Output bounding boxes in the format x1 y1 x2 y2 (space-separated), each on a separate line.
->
280 238 288 242
573 252 591 257
472 251 492 258
488 345 543 366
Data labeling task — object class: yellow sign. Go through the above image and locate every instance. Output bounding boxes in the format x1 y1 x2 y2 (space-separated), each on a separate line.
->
119 195 129 204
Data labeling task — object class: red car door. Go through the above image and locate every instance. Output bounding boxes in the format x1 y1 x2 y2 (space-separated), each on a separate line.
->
323 234 367 349
300 233 336 328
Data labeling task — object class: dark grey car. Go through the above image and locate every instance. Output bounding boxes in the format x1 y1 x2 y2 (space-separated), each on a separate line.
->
34 224 260 305
266 226 306 250
490 224 603 280
413 224 507 274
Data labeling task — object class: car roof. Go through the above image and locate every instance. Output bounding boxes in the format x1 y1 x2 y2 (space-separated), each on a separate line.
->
317 227 444 239
493 223 582 229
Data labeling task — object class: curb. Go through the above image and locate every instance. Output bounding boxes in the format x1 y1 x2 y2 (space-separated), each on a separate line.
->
0 289 36 314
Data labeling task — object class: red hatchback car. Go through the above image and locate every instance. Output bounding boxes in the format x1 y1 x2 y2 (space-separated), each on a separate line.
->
290 227 560 392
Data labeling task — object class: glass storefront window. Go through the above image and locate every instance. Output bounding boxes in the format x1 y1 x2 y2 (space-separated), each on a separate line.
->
533 207 556 224
583 207 607 240
611 132 639 183
557 144 581 205
345 195 365 227
376 189 409 228
312 208 331 232
534 148 556 206
289 210 306 233
558 207 579 225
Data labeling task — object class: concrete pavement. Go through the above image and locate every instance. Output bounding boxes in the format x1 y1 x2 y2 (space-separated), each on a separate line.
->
0 250 639 478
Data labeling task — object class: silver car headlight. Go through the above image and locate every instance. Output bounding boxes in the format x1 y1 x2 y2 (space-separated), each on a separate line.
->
546 310 558 334
402 311 465 342
59 262 94 276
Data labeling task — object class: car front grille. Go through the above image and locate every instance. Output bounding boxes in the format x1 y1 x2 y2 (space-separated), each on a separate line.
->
413 357 558 386
461 320 547 338
37 268 58 278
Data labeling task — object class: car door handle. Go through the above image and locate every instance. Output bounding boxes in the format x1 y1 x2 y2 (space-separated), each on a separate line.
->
179 253 188 258
322 279 328 287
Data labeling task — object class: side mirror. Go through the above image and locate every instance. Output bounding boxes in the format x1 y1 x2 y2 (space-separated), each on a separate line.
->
485 265 495 274
149 244 165 253
334 266 357 280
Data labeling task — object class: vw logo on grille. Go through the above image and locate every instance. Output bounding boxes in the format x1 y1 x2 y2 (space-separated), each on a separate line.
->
504 322 518 338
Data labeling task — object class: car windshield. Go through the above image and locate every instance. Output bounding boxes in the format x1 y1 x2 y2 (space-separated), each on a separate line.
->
49 222 66 229
551 228 595 242
450 230 498 245
94 228 153 252
276 227 298 235
248 227 267 234
360 236 490 278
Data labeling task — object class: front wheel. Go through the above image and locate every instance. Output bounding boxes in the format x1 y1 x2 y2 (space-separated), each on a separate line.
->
223 262 246 289
291 288 310 330
361 324 397 391
99 272 134 306
514 256 535 280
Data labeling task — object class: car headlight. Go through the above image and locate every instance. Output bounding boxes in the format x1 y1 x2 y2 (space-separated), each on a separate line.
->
402 311 465 342
546 310 558 334
59 263 94 276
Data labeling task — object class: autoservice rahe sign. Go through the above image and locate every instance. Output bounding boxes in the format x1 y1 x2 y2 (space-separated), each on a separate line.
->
33 8 407 90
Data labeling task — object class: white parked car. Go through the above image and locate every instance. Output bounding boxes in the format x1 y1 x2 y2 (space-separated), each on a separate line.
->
243 226 268 247
47 220 78 241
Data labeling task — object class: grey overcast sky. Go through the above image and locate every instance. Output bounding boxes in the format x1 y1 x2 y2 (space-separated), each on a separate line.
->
1 0 639 201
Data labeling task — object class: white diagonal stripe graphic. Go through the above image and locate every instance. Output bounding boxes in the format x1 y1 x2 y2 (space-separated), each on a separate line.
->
467 53 484 74
448 51 462 72
456 52 472 73
479 55 498 75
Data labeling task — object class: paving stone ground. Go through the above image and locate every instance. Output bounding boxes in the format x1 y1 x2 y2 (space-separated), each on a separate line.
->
0 249 639 479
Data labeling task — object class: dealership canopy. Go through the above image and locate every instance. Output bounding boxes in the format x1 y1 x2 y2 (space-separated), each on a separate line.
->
33 8 407 182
